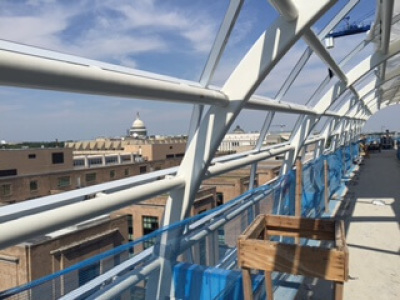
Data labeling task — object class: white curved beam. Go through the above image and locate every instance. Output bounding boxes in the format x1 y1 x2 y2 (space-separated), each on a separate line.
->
0 47 228 106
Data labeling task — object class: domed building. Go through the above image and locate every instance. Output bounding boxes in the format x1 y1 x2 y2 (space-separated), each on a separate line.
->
129 113 147 138
232 125 245 134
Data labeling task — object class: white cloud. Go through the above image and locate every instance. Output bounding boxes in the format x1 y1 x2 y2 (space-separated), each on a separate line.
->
181 24 217 53
229 19 255 47
118 56 138 69
116 2 190 30
0 0 223 67
0 13 68 49
73 35 167 60
25 0 56 6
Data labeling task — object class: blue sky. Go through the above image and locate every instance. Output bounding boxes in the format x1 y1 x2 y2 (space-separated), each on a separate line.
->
0 0 396 142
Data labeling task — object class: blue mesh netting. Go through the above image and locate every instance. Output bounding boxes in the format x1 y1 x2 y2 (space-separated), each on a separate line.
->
302 156 326 217
0 146 359 300
273 171 295 216
352 141 360 159
327 148 343 195
344 145 352 172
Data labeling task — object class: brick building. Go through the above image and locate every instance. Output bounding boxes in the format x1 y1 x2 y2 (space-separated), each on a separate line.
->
0 147 182 204
0 214 130 295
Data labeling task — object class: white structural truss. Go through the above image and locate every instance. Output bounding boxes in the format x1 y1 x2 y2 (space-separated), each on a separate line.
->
1 0 400 299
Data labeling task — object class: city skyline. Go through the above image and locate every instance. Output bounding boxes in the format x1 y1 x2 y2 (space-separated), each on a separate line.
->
1 0 396 143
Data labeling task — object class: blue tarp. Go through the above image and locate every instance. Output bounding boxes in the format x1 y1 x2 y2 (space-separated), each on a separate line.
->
327 148 343 195
302 156 325 217
273 171 295 216
173 263 264 300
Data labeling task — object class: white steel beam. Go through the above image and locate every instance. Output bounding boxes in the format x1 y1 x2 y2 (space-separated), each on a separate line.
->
200 0 244 86
0 49 228 106
317 118 336 155
206 144 293 177
375 0 394 111
338 119 348 147
304 135 324 146
268 0 299 21
249 111 276 189
380 0 394 54
187 0 244 146
246 95 345 117
303 28 348 83
246 96 318 114
246 96 351 118
87 259 161 300
0 176 185 250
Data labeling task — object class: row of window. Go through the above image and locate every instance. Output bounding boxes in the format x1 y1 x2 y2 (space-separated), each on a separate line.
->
73 160 85 167
105 157 118 164
73 155 142 168
88 158 102 166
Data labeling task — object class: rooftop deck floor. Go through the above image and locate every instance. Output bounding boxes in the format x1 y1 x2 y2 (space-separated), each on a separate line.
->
342 149 400 300
296 149 400 300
